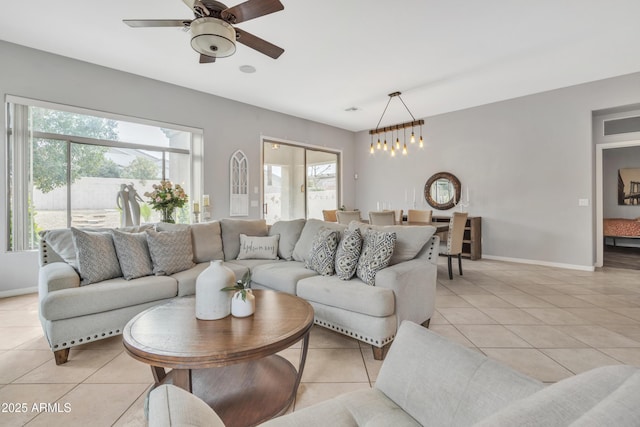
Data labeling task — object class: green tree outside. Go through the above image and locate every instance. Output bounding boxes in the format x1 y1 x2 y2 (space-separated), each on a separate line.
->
122 157 159 185
31 108 119 193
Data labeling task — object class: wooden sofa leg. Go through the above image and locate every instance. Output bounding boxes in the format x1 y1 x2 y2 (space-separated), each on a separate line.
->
372 342 392 361
54 348 70 365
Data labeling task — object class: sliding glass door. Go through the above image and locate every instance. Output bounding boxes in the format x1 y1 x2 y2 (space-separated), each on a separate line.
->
263 141 339 223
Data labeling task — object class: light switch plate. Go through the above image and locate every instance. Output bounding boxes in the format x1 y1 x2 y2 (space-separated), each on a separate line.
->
578 198 590 207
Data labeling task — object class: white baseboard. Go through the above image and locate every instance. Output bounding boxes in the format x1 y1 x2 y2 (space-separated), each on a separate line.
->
0 287 38 298
482 255 595 272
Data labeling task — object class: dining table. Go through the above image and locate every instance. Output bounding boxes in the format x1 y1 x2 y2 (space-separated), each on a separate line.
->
403 221 449 233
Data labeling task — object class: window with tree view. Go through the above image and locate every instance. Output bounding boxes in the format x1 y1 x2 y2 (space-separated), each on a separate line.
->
6 98 202 251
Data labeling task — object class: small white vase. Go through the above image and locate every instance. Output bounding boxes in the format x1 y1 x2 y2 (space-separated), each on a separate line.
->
195 260 234 320
231 290 256 317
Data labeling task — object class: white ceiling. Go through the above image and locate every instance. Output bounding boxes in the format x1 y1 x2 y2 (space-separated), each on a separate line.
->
2 0 640 132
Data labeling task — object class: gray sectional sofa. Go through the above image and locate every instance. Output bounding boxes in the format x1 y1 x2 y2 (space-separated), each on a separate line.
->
38 218 439 364
149 321 640 427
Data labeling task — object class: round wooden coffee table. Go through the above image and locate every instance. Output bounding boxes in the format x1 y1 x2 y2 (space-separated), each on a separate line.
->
123 290 314 427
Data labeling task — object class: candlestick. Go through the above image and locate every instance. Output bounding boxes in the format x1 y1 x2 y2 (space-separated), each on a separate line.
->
466 187 469 203
413 188 416 204
193 202 200 214
203 195 210 207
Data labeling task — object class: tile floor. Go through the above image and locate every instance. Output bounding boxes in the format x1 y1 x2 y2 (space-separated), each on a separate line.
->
1 258 640 426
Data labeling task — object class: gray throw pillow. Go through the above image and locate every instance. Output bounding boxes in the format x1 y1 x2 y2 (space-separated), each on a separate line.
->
335 227 363 280
146 229 195 275
356 229 396 286
111 229 153 280
305 228 339 276
269 219 306 260
71 228 123 285
220 219 268 260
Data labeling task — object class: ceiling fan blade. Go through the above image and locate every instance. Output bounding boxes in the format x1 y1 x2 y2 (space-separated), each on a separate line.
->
221 0 284 24
199 54 216 63
123 19 191 28
235 28 284 59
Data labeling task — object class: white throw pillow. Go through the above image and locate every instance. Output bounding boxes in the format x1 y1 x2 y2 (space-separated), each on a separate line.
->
236 234 280 260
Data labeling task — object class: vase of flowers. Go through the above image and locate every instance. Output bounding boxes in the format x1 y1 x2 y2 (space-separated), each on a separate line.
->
222 270 255 317
144 180 188 224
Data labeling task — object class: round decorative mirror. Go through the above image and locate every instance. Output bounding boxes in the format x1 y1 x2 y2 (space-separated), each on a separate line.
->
424 172 461 210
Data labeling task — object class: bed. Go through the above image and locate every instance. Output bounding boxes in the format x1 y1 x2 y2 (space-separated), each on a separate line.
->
603 218 640 245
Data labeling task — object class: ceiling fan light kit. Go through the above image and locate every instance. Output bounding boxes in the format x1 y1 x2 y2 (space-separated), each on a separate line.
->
369 91 424 157
124 0 284 63
190 18 236 58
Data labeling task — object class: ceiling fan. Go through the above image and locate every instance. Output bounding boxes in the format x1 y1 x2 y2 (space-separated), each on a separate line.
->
124 0 284 63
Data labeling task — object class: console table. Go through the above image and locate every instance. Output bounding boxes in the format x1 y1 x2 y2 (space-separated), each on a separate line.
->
432 215 482 260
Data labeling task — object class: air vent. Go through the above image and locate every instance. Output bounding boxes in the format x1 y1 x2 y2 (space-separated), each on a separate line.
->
604 116 640 135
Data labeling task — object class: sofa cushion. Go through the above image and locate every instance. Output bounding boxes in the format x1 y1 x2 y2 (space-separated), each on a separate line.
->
350 222 436 265
356 229 396 286
190 222 225 262
374 322 543 427
146 229 195 275
260 388 420 427
297 275 395 317
171 263 209 297
474 365 640 427
220 218 268 260
157 222 225 263
292 219 346 263
112 229 153 280
41 228 80 268
72 228 123 285
305 229 339 276
269 219 306 261
335 227 363 280
237 234 279 260
251 261 318 294
40 275 178 321
41 224 154 268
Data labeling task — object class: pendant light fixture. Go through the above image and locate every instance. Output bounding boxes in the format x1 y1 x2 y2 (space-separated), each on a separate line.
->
368 91 424 157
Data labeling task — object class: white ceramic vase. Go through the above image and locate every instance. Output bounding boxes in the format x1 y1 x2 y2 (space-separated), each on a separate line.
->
231 290 256 317
195 260 233 320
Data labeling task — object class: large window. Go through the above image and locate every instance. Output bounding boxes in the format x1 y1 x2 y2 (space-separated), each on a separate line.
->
6 97 203 251
262 140 340 223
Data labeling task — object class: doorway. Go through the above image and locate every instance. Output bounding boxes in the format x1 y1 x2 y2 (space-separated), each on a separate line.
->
262 139 340 223
595 142 640 268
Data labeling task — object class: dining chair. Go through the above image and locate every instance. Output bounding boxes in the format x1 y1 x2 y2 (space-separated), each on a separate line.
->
407 209 432 223
369 211 395 225
322 209 338 222
439 212 469 280
336 210 362 224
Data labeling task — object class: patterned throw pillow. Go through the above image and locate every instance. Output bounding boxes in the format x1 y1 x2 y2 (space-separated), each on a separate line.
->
356 229 396 286
237 234 280 260
111 230 153 280
71 228 123 286
305 228 339 276
335 227 363 280
145 229 195 275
